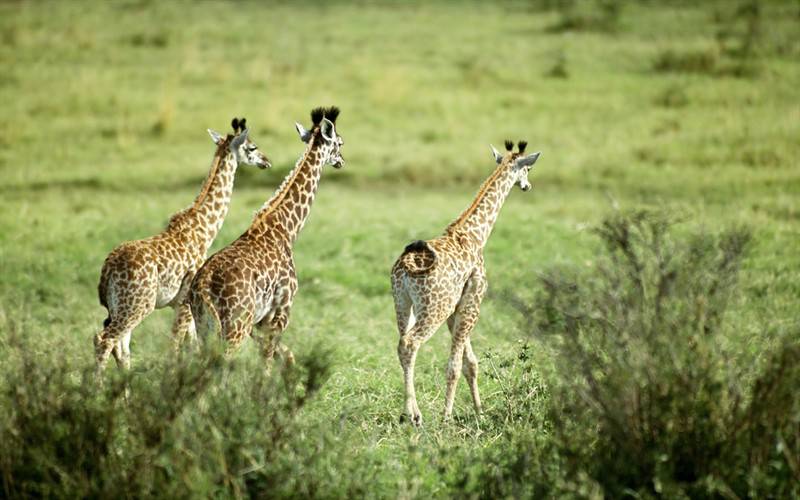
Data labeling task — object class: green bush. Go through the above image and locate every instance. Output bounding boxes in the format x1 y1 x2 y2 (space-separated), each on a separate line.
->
0 331 339 498
653 48 719 75
654 83 689 108
548 0 624 33
512 210 799 497
654 1 768 79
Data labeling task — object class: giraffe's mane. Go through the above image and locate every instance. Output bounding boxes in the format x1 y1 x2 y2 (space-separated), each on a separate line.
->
254 141 317 220
192 137 230 210
447 160 510 231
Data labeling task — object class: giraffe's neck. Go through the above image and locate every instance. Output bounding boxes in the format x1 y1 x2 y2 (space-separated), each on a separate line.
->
248 142 326 245
184 143 238 251
445 163 516 249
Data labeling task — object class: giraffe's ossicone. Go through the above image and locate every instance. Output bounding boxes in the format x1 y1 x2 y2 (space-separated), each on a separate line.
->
188 107 344 363
95 118 271 373
391 140 541 426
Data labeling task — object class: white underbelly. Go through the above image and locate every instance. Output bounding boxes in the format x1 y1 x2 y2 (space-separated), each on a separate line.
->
155 274 183 308
253 289 274 324
155 287 179 309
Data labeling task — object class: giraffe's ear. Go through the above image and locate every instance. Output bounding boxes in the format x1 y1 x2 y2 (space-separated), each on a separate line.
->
295 122 312 143
490 144 503 164
208 129 224 145
514 151 541 168
320 117 336 143
231 128 249 149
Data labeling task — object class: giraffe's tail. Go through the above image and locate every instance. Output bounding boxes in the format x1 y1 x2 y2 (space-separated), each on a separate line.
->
98 263 113 326
98 265 110 309
394 240 437 276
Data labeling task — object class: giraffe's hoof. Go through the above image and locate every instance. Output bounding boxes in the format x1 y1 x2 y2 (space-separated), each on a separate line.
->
399 412 423 427
400 413 422 427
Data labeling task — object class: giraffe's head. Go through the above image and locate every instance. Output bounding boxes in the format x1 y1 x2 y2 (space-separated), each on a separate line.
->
207 117 271 169
490 140 541 192
295 106 345 169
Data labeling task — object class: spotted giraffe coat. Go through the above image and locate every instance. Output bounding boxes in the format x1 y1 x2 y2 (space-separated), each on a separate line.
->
189 107 344 356
95 122 270 370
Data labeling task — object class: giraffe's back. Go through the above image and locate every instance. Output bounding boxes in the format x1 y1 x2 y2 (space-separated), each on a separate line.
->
100 231 202 310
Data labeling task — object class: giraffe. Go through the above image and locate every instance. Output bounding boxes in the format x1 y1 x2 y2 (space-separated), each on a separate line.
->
188 106 344 363
391 140 541 425
95 118 271 372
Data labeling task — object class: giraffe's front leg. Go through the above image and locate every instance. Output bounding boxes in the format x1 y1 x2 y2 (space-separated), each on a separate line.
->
170 271 197 350
446 316 482 417
461 337 481 415
444 273 487 421
254 283 296 368
171 302 196 351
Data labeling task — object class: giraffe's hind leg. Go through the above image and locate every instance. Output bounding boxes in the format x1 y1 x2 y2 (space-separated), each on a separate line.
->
96 262 158 374
393 287 415 336
95 310 150 373
94 290 156 373
397 298 451 427
447 315 481 416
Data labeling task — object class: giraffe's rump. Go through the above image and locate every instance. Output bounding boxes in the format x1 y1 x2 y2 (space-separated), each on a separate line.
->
396 240 437 275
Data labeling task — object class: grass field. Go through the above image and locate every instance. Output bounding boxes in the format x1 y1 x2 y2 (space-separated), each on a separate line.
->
1 0 798 497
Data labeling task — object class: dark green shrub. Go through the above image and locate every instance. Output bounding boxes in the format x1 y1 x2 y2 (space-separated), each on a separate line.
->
656 1 766 78
654 83 689 108
653 48 719 74
512 210 799 497
0 329 336 498
545 50 569 79
548 0 623 34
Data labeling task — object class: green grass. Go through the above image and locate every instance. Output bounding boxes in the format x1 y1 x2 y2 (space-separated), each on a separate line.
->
1 0 798 497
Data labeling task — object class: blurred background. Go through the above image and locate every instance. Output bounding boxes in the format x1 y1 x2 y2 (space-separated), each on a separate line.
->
2 0 796 334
